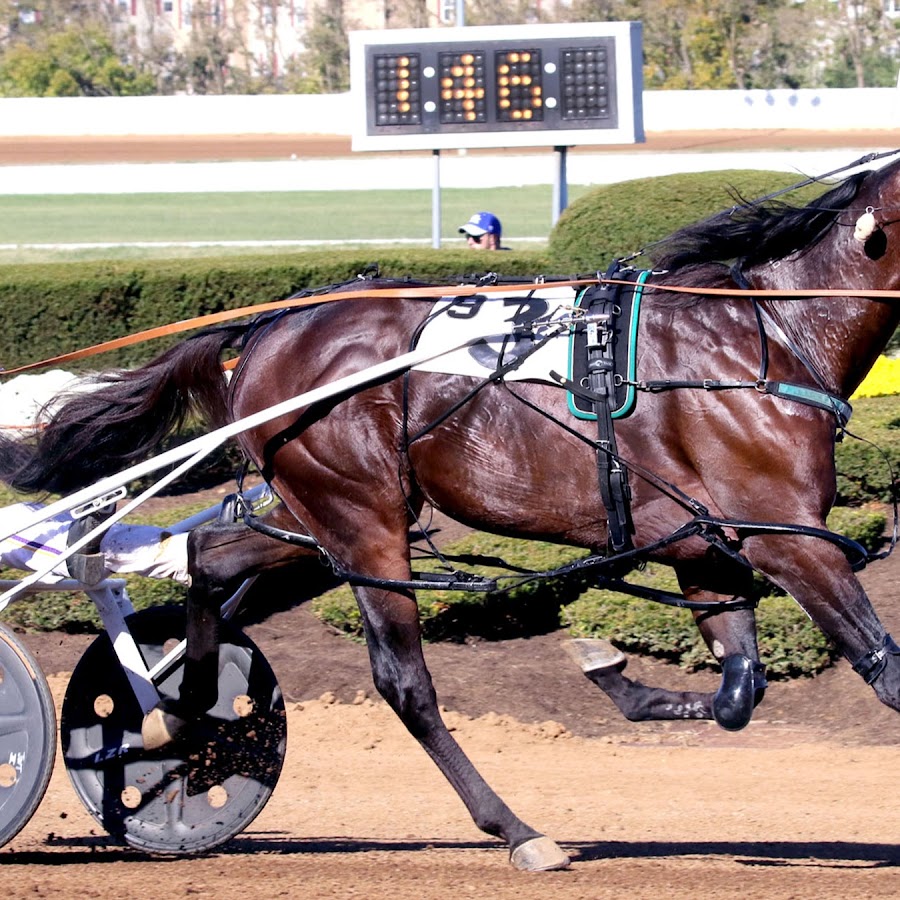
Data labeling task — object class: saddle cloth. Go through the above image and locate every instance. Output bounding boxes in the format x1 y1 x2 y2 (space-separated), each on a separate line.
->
412 279 645 420
413 286 578 383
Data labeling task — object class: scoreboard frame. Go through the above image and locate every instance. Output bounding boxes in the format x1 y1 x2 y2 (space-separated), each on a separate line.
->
349 22 644 151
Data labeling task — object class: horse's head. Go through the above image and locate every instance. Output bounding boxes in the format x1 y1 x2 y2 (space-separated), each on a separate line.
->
648 152 900 398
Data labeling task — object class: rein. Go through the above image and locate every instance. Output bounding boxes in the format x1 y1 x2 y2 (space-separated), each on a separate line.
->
0 277 599 377
5 276 900 379
732 148 900 208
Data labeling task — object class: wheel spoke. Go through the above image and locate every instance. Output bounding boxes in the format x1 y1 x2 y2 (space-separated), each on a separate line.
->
0 713 30 739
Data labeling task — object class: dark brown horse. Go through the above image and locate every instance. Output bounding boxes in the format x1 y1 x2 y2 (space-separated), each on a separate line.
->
4 154 900 870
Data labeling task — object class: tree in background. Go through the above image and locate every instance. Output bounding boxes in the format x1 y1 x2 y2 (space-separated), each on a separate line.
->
296 0 351 92
822 0 900 87
0 24 155 95
228 0 304 93
741 1 820 89
0 0 898 95
0 0 19 49
566 0 899 90
462 0 554 25
384 0 431 28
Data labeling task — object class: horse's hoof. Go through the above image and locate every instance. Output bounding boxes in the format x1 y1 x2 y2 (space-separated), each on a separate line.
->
712 654 756 732
510 836 570 872
565 638 626 674
141 706 185 751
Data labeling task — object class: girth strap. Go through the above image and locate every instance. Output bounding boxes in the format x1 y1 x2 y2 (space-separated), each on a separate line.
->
623 377 852 427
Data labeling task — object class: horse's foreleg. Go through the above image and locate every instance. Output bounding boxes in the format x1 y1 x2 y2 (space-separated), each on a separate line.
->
353 576 569 871
571 560 766 730
747 537 900 712
693 605 767 729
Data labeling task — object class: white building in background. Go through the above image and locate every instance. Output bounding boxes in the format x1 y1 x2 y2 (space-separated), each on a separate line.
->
117 0 570 81
118 0 467 81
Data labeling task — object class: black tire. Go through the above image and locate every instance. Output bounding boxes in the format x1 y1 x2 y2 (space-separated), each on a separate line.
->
0 624 56 849
61 607 286 855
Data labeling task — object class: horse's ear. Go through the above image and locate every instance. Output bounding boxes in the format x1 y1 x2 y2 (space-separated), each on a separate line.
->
854 210 878 241
864 228 887 261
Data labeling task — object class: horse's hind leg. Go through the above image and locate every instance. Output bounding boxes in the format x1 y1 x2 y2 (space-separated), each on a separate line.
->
142 508 317 749
352 576 569 870
316 508 568 871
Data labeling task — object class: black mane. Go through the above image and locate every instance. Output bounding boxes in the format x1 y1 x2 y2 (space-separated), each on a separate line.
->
650 171 869 271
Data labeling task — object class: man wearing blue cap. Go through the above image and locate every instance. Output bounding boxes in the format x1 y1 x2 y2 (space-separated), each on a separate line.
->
458 211 509 250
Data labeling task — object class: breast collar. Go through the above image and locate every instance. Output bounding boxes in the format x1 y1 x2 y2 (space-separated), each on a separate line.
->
730 263 851 427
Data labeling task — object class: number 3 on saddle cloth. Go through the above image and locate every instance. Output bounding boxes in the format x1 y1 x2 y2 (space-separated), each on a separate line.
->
412 268 651 552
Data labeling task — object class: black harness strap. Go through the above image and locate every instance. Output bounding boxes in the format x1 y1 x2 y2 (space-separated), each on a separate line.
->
852 633 900 684
584 264 635 552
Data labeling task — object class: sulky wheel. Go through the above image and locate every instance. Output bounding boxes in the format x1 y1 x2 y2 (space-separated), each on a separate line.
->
60 606 286 855
0 623 56 849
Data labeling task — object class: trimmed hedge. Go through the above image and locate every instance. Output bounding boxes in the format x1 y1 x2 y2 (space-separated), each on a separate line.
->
312 532 588 642
0 468 888 684
0 249 550 370
561 504 884 681
562 582 835 680
311 504 886 678
2 168 895 372
547 169 831 270
835 395 900 504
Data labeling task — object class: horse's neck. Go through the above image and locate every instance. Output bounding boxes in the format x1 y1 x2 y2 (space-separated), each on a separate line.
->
748 246 900 399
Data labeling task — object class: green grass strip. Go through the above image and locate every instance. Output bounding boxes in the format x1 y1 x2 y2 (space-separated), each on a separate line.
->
0 186 594 246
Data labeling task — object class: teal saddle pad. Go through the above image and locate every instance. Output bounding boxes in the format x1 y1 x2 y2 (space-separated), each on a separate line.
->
567 269 649 421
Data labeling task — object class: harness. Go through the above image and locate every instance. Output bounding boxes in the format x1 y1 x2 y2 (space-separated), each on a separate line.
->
584 269 634 552
567 264 646 552
565 267 648 421
232 267 891 623
554 261 853 553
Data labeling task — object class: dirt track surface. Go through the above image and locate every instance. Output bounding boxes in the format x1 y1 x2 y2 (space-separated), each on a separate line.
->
1 128 898 165
4 691 900 900
3 533 900 898
3 670 900 899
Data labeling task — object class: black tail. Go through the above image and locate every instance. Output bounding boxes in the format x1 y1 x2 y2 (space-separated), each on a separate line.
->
0 324 248 495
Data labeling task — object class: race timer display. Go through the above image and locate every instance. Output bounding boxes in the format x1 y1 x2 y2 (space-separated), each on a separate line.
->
350 22 643 150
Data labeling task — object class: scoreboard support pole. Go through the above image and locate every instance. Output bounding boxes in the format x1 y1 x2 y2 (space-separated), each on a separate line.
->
552 145 569 226
432 149 442 249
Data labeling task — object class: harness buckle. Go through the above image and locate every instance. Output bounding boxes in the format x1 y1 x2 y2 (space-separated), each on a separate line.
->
71 486 127 520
